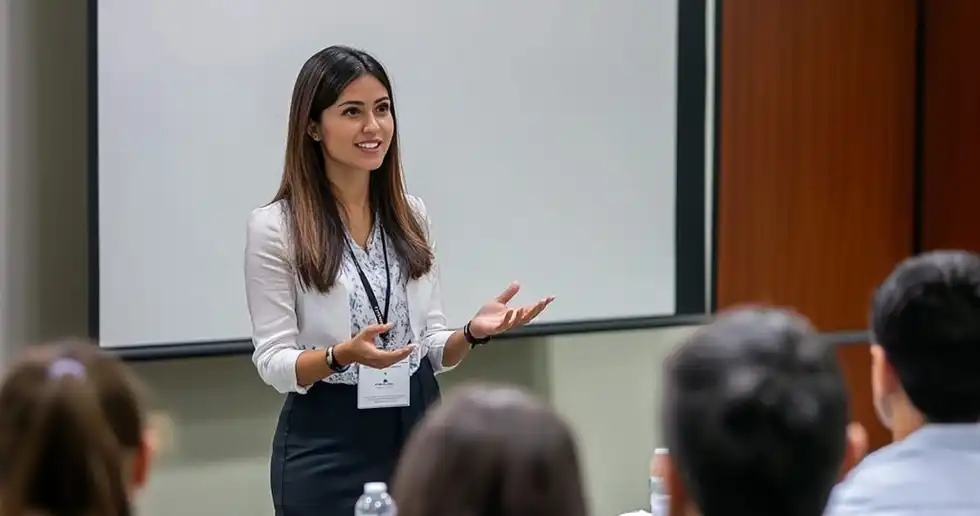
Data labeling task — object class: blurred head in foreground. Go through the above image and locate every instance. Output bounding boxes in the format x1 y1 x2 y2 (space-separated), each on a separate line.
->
870 250 980 440
661 307 851 516
393 384 589 516
0 339 155 516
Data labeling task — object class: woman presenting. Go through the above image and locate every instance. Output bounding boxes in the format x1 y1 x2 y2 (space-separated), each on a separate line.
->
244 45 553 516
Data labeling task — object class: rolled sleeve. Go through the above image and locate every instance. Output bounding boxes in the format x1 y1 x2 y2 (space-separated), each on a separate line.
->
244 206 308 394
408 195 461 375
422 267 458 375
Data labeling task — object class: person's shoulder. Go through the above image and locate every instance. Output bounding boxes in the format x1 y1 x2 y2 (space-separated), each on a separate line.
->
405 193 428 219
826 439 936 514
247 200 288 241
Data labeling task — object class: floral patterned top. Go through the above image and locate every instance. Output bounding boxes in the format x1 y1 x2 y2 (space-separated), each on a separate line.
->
325 216 420 384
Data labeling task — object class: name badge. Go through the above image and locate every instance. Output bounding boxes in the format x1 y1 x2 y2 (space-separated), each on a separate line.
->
357 358 410 409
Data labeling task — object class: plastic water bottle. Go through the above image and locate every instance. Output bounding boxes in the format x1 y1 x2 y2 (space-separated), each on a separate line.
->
354 482 397 516
649 448 670 516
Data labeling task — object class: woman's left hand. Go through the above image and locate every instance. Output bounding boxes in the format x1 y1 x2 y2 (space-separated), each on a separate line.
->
468 282 554 339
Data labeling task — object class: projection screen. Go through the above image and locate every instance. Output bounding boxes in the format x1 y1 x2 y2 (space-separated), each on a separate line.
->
90 0 711 356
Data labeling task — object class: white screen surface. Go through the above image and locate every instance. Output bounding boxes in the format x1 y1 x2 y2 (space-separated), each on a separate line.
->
96 0 679 348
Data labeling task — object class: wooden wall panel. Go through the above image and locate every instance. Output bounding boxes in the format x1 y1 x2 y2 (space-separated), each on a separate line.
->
715 0 919 452
716 0 917 331
920 1 980 252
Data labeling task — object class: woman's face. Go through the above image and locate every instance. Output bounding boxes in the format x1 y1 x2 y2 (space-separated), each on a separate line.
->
311 74 394 174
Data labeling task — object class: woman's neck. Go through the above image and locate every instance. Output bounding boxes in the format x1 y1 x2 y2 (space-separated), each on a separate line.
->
327 165 371 221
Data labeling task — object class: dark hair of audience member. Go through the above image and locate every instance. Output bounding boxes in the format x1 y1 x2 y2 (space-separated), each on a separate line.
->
392 384 589 516
662 307 849 516
871 249 980 423
0 340 146 516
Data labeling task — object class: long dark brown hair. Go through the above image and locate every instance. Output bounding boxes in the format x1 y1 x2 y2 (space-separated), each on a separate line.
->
0 340 145 516
274 45 433 293
392 384 590 516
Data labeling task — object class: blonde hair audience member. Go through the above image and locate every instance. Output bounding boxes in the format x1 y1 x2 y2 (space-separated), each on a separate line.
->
0 340 154 516
392 384 589 516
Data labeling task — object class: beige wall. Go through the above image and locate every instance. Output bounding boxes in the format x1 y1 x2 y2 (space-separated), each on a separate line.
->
1 2 696 515
1 0 90 361
132 329 689 516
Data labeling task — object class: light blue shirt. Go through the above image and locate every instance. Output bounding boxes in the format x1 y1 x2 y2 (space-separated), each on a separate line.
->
648 424 980 516
826 424 980 516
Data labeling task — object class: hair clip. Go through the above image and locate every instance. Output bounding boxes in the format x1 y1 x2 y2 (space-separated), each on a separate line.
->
47 358 86 380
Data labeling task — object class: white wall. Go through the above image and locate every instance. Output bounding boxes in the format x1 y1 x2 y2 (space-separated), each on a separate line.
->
1 2 697 515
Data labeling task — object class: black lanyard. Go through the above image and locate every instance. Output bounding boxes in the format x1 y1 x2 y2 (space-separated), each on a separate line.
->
345 226 391 341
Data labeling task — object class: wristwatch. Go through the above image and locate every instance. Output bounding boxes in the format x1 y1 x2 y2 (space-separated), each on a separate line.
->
464 321 492 348
326 345 349 373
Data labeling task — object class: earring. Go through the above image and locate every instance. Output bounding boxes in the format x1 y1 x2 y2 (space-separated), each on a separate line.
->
312 134 321 142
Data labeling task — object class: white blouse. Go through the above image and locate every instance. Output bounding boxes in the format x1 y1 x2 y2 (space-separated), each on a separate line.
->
244 195 457 393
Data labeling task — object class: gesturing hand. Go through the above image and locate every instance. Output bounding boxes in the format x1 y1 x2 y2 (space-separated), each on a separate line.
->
338 323 416 369
468 282 554 339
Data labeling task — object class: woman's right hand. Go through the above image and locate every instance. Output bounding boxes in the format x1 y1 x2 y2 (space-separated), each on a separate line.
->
334 323 417 369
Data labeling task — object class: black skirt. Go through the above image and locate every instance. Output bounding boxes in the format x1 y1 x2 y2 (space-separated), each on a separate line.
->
270 358 440 516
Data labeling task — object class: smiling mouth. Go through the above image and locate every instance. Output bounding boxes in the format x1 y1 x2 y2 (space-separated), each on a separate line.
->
356 141 382 150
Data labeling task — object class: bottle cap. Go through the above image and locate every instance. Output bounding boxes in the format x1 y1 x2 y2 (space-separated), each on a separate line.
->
364 482 387 494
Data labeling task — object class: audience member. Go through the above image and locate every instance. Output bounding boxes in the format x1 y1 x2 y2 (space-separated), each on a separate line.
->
0 340 154 516
826 250 980 515
392 384 589 516
659 307 855 516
